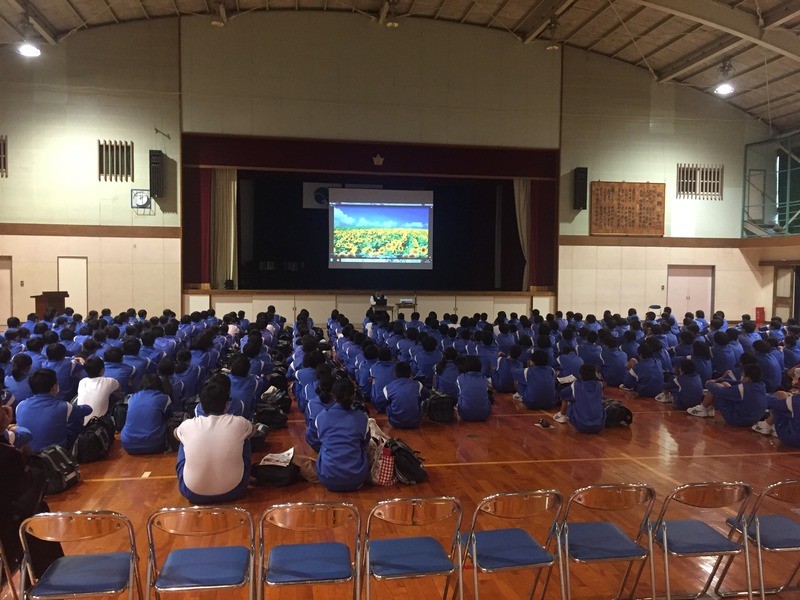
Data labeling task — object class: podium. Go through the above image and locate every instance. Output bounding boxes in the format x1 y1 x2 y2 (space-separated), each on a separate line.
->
31 291 69 318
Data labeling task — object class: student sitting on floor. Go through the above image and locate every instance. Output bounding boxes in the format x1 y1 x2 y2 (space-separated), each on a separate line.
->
15 369 92 453
121 374 172 455
175 379 255 504
457 355 492 422
515 350 557 410
434 347 460 398
657 358 703 409
753 339 783 393
688 364 768 427
620 343 663 398
315 378 370 492
556 343 583 380
553 364 605 434
382 361 429 429
599 334 627 387
304 365 335 453
76 356 121 424
4 353 33 408
491 344 524 393
369 347 396 411
753 366 800 444
412 335 443 387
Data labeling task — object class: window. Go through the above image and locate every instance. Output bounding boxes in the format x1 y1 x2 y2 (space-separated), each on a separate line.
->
676 163 723 200
0 135 7 178
98 140 134 181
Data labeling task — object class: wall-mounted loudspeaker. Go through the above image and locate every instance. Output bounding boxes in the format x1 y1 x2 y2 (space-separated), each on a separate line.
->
573 167 588 210
149 150 165 198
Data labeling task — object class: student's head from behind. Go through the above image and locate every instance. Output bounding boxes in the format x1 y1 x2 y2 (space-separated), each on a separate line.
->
691 340 711 359
104 346 124 364
83 356 106 378
29 369 58 396
713 331 729 346
395 361 413 378
229 355 251 378
199 381 229 416
140 373 165 393
585 330 598 344
461 355 483 373
678 359 696 376
422 337 438 352
638 344 654 359
332 378 356 410
442 347 458 362
45 343 67 362
753 340 771 355
122 337 141 356
531 350 549 367
742 364 762 383
11 353 33 381
377 346 392 362
579 364 597 381
742 320 756 333
25 336 44 354
509 345 522 360
481 330 494 346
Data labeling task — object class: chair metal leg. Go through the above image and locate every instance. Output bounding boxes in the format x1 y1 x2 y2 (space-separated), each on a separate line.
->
662 522 671 600
1 553 19 600
563 525 572 600
742 518 753 600
17 557 28 600
648 525 657 600
364 545 371 600
456 536 463 600
144 555 153 600
472 536 479 600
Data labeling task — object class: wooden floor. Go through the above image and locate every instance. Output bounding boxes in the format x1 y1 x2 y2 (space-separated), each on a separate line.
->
7 386 800 599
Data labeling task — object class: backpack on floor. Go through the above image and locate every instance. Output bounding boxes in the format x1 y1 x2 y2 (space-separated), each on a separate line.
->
604 399 633 427
425 390 456 423
111 396 131 432
30 445 81 496
388 438 428 485
72 416 115 464
251 464 302 487
260 388 292 414
253 404 289 429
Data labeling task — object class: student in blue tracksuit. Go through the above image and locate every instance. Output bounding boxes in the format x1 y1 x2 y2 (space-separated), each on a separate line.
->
173 349 202 402
21 337 44 372
355 344 379 401
515 350 557 410
41 343 83 402
554 364 605 434
473 330 500 378
659 359 703 409
599 336 627 387
620 343 663 398
295 350 326 414
491 345 524 393
456 355 491 421
382 362 429 429
102 346 136 395
784 335 800 371
315 378 370 492
434 347 461 398
15 369 92 452
738 321 763 353
688 364 768 427
495 323 515 356
620 330 640 361
121 374 172 455
370 347 396 411
4 354 33 408
139 330 165 374
577 330 603 367
122 337 149 392
753 340 783 393
305 366 335 452
412 336 442 387
556 343 583 380
227 355 262 419
710 332 738 377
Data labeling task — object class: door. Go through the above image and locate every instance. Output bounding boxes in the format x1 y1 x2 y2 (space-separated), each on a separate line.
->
774 266 794 322
0 257 11 328
57 257 88 316
666 265 714 319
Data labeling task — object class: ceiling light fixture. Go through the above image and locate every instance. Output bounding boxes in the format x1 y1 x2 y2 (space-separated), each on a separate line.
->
17 41 41 57
385 1 399 28
714 57 735 96
210 1 227 27
545 17 560 51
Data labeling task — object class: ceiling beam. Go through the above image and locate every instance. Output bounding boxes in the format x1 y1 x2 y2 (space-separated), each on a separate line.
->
630 0 800 64
587 5 646 51
0 12 24 41
611 13 672 58
762 0 800 30
520 0 577 44
657 36 747 82
5 0 59 43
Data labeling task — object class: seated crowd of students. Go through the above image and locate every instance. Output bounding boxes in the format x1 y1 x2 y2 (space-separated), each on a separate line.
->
2 303 800 511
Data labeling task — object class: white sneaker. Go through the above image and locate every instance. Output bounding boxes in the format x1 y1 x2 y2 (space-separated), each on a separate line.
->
553 412 568 424
619 384 634 391
687 405 715 418
655 392 673 404
512 393 522 401
752 421 776 436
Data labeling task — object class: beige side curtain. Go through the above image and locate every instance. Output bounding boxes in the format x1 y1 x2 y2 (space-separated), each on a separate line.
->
514 178 531 291
211 168 238 289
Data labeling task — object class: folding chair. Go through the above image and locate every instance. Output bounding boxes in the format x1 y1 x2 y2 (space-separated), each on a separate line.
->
145 506 254 600
652 481 753 600
258 501 360 600
18 510 140 600
461 490 564 600
715 479 800 597
365 496 463 600
1 536 19 600
560 483 656 600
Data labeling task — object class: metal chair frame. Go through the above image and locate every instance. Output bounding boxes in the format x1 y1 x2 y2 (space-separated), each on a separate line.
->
461 490 565 600
364 496 463 600
715 479 800 597
258 501 361 600
18 510 141 600
1 536 19 600
559 482 657 600
145 506 254 600
651 481 753 600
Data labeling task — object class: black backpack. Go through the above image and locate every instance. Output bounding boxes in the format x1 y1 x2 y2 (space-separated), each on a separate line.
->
260 389 292 414
388 438 428 484
112 396 130 432
30 445 81 495
250 463 302 487
72 416 115 463
253 405 288 429
604 399 633 427
425 391 456 423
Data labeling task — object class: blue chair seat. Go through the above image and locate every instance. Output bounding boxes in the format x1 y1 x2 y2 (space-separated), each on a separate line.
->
31 553 131 596
563 522 647 561
461 528 553 571
156 546 250 589
369 536 455 578
726 514 800 551
267 542 351 584
656 520 740 555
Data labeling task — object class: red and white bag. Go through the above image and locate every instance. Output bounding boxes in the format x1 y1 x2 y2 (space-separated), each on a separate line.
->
367 418 397 486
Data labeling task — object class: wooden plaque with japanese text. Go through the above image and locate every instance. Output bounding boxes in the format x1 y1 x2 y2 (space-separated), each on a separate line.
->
589 181 665 236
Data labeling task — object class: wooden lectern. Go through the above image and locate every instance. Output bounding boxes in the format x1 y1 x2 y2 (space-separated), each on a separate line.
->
31 291 69 318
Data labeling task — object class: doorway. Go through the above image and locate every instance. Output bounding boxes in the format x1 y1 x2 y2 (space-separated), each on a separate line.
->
666 265 714 319
0 257 11 328
57 257 88 316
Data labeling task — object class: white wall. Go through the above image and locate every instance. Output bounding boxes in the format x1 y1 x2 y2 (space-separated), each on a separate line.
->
181 12 561 148
559 47 772 239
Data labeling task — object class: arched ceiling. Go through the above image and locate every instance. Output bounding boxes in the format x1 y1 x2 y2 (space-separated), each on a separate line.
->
2 0 800 133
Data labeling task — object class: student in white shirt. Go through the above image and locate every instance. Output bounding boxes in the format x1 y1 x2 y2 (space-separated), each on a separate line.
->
75 356 121 425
